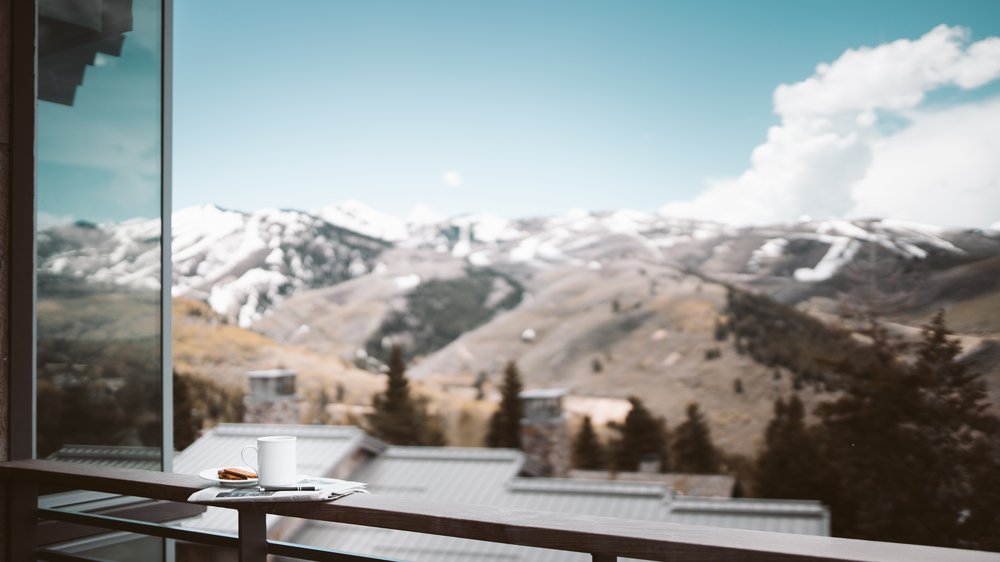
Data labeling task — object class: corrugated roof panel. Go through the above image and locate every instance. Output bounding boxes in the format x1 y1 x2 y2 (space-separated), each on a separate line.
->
174 423 368 476
568 470 737 497
353 449 521 508
294 523 584 562
176 426 829 559
46 445 161 471
174 424 374 534
290 443 829 560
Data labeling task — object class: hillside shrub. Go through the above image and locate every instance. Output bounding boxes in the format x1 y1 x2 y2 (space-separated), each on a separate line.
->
725 287 870 389
365 267 524 361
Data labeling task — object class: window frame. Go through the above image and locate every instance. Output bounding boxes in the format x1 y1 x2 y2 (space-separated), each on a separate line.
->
9 0 175 472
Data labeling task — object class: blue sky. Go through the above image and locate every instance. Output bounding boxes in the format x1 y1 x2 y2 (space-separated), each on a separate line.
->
37 0 163 228
173 0 1000 226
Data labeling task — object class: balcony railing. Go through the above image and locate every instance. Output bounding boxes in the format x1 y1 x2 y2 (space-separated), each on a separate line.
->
2 459 998 562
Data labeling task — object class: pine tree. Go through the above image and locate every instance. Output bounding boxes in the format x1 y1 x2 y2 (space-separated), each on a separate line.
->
609 396 668 472
755 395 829 500
913 310 994 435
173 369 200 451
912 311 1000 551
571 415 605 470
671 403 719 473
173 369 244 451
413 394 447 446
486 361 524 448
959 439 1000 551
817 320 929 541
368 345 444 446
817 312 1000 549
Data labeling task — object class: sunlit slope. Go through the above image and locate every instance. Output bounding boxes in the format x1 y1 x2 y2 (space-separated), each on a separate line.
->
252 246 472 357
38 206 1000 456
406 261 828 456
247 214 1000 457
173 298 385 409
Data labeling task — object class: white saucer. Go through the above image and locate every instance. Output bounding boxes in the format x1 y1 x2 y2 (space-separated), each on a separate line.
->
199 467 259 487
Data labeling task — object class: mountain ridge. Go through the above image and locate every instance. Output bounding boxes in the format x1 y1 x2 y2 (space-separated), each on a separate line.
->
36 202 1000 455
38 202 1000 331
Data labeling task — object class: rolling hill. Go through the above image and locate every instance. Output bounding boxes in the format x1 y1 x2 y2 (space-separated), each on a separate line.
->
36 203 1000 455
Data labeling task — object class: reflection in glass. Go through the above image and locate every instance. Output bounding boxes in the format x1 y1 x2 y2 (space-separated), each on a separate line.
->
35 0 164 465
53 534 166 561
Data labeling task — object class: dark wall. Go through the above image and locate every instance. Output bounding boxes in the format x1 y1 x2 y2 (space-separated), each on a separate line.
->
0 0 12 557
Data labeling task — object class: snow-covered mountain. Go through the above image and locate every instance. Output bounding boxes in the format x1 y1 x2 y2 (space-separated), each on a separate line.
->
36 201 1000 459
36 202 1000 328
313 200 410 243
39 205 389 327
172 205 393 326
38 217 163 290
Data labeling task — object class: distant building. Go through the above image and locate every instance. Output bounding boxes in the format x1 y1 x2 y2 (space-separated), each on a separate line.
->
243 369 300 425
174 423 830 562
519 388 570 476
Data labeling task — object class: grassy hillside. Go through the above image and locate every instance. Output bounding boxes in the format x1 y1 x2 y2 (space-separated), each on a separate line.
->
172 228 1000 458
723 286 872 391
365 267 523 361
173 297 483 444
174 297 384 403
406 261 832 456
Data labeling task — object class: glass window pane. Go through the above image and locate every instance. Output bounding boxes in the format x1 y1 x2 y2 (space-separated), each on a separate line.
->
36 0 164 467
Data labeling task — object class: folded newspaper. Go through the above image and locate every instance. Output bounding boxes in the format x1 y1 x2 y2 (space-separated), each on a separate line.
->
188 477 369 503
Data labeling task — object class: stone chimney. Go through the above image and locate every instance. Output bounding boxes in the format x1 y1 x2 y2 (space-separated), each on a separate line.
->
638 453 662 474
520 388 570 477
244 369 300 424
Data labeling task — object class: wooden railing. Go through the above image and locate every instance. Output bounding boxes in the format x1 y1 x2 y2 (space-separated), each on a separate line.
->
2 459 999 562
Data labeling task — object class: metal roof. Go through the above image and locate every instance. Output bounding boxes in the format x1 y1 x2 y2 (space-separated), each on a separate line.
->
172 424 829 560
668 496 830 536
245 369 296 378
289 444 830 562
567 469 737 498
173 423 383 537
519 388 569 399
46 445 162 471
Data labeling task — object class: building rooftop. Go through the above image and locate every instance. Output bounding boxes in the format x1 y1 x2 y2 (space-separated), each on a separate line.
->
519 388 569 399
46 444 162 471
174 424 829 561
173 423 384 537
567 469 738 498
244 369 296 378
292 442 829 561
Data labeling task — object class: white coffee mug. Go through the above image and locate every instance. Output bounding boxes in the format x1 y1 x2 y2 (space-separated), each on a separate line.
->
241 435 297 487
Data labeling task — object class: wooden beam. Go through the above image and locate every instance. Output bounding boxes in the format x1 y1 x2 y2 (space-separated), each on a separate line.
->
8 0 36 465
238 510 266 562
7 482 37 562
0 459 205 502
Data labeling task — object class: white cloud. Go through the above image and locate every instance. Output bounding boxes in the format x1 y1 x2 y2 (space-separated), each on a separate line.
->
661 25 1000 228
849 98 1000 228
38 212 76 229
442 170 463 187
773 26 1000 118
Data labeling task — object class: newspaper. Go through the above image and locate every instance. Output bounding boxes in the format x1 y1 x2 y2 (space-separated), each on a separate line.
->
188 476 369 503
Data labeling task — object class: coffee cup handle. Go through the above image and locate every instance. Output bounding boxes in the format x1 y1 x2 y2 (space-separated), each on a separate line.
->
240 446 258 472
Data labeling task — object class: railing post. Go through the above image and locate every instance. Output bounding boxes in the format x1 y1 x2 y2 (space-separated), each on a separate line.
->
8 483 37 561
237 509 267 562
